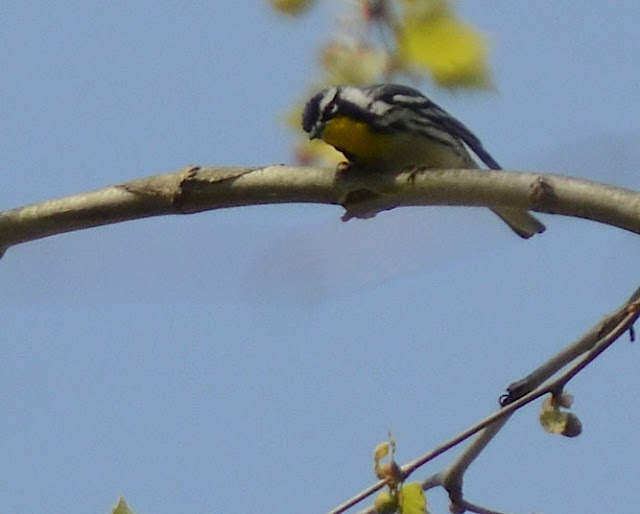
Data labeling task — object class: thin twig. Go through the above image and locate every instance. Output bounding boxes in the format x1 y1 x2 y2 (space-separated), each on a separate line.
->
548 294 640 391
440 416 511 507
502 285 640 404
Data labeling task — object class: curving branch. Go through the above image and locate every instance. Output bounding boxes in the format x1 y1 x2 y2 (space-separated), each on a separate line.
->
1 164 640 258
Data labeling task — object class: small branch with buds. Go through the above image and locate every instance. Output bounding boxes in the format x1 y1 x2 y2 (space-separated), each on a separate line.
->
329 285 640 514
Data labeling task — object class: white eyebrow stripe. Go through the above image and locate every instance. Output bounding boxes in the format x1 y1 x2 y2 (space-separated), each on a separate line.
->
318 87 338 115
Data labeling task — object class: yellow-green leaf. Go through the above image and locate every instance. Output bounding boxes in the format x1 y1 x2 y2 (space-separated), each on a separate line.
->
540 408 570 434
374 442 391 461
397 12 491 88
400 482 428 514
375 490 399 514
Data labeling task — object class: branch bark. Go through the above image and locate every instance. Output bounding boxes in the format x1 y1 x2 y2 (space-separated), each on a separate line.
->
1 164 640 257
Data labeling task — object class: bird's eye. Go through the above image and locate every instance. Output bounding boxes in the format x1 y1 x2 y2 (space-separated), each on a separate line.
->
320 89 340 118
319 98 339 122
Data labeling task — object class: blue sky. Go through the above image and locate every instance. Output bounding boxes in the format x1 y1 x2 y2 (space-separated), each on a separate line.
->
1 2 640 513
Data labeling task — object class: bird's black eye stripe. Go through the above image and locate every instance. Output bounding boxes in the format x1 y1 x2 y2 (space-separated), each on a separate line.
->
334 97 392 129
323 95 339 119
337 100 368 122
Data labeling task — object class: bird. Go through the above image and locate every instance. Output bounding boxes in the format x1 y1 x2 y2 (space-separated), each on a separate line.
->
302 83 545 238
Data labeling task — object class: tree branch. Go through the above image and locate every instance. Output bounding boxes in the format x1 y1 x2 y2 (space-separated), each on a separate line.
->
1 164 640 257
502 285 640 404
333 285 640 514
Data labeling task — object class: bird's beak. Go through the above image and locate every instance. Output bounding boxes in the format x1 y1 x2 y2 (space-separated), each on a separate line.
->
308 122 324 140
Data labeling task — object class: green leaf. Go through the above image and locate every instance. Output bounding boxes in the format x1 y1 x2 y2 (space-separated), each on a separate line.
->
540 407 569 434
400 483 427 514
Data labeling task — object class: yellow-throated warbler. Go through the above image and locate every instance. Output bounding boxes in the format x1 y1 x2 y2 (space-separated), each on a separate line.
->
302 83 545 238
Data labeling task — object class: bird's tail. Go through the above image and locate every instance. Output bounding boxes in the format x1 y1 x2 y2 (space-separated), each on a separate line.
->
490 207 546 239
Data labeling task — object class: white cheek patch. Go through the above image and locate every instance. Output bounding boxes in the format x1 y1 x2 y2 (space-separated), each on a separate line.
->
318 87 338 117
318 87 338 119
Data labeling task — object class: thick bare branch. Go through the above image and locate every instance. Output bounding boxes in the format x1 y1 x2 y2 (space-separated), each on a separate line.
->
1 164 640 257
